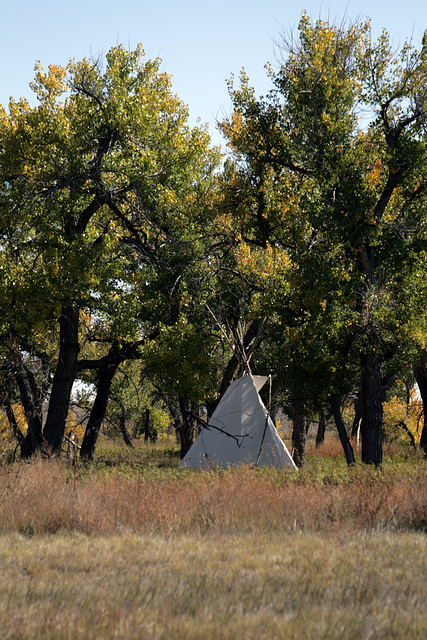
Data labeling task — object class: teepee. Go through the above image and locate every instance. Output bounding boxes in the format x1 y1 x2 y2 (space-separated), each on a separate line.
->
180 375 296 469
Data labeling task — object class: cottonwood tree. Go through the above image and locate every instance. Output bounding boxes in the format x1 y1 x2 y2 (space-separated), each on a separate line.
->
0 45 220 456
219 14 427 465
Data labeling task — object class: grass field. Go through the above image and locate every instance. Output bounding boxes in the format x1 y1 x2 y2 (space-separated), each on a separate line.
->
0 438 426 639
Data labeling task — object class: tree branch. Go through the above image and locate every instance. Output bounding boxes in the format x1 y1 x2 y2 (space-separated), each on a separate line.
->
183 409 252 448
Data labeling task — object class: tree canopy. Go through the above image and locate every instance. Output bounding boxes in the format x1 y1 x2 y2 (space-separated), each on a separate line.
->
219 13 427 464
1 18 427 464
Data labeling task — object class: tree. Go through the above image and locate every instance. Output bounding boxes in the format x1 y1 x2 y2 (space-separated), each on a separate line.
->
413 363 427 456
0 45 220 456
219 14 427 465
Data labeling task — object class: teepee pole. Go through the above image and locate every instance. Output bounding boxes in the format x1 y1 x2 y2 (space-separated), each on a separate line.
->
205 303 253 376
255 374 272 466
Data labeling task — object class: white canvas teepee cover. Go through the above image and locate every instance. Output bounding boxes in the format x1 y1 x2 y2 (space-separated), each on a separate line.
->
180 375 296 469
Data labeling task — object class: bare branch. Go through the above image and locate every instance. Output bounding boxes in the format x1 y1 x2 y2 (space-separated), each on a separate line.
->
183 409 252 448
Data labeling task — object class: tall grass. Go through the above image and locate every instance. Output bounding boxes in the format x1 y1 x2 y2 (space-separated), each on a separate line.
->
0 439 425 536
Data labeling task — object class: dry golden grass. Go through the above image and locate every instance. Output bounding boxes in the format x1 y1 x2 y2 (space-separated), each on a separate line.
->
0 532 425 639
0 438 425 639
0 440 426 536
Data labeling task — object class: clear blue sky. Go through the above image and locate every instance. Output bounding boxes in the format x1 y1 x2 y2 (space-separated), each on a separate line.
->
1 1 426 148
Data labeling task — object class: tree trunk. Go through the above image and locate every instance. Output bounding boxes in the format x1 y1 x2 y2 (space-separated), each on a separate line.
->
178 396 196 458
3 399 26 450
414 365 427 457
44 304 80 453
315 406 326 446
330 395 356 466
119 404 133 448
78 341 142 458
11 353 43 457
351 387 363 441
291 399 306 468
360 353 384 466
80 362 119 460
144 408 150 442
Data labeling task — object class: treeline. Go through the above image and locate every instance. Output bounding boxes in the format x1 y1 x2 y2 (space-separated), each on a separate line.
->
1 14 427 466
